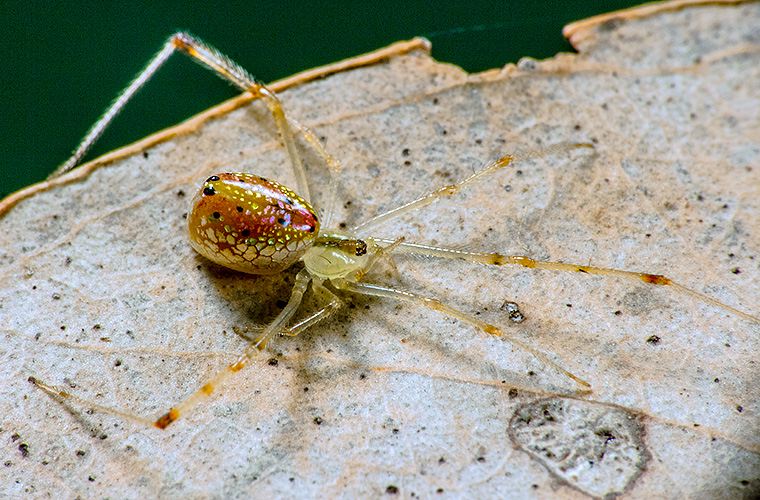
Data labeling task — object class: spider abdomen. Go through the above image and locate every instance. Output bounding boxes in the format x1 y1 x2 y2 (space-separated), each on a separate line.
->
187 172 319 275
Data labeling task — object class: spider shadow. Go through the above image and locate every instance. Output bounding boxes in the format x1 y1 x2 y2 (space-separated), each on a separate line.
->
226 282 588 481
199 259 302 332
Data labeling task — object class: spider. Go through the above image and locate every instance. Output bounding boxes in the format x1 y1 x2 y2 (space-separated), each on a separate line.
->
29 33 758 430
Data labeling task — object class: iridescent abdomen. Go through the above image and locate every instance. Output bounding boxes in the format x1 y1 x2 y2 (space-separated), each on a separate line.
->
187 173 319 275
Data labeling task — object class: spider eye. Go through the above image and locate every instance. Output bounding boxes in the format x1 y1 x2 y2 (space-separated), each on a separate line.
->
203 185 216 196
206 175 220 182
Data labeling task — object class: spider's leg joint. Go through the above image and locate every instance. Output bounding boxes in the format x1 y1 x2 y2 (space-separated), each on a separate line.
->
154 408 180 430
641 273 672 286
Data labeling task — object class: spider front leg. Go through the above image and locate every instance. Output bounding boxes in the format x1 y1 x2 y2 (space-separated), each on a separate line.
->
331 278 592 392
30 268 313 429
50 32 327 206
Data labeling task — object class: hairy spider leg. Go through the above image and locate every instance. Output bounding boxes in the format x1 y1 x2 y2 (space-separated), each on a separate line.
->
33 282 342 423
332 279 591 391
50 32 343 220
28 376 156 428
51 33 306 199
49 42 175 178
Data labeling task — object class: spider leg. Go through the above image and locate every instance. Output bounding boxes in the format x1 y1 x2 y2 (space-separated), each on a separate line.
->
331 278 591 392
280 280 344 337
236 280 344 340
370 239 759 323
151 267 311 428
378 251 404 283
288 118 343 226
51 33 314 203
352 142 594 234
28 376 156 427
49 40 175 178
30 268 313 429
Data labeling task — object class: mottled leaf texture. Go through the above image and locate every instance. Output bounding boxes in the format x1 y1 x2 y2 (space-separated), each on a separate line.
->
1 1 758 498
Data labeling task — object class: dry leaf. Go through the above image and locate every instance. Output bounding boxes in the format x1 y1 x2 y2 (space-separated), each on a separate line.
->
1 1 758 497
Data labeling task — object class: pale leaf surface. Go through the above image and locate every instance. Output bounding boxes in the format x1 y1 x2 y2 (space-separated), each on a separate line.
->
1 2 758 497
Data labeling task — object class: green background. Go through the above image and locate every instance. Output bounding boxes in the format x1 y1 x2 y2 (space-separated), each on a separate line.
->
1 1 641 199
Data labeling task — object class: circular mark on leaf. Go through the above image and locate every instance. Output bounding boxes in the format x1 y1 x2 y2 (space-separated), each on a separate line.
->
508 398 649 498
